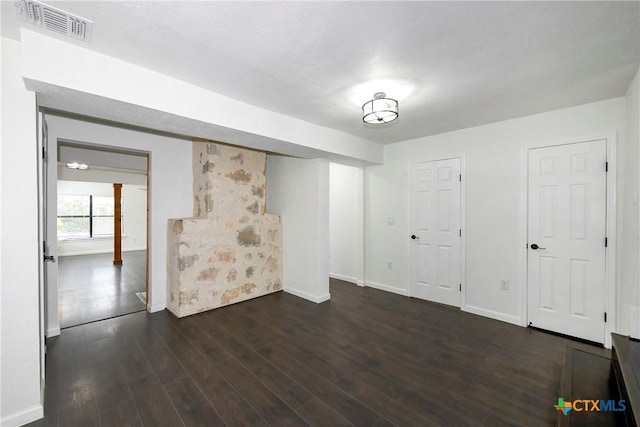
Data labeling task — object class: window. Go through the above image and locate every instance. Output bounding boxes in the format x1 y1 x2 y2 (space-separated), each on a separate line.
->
57 195 123 239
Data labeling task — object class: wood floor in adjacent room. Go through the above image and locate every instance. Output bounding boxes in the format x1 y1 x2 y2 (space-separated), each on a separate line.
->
58 251 147 329
30 279 611 427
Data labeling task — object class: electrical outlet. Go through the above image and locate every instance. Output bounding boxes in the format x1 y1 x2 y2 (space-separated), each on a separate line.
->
500 280 509 290
387 217 395 225
387 260 392 270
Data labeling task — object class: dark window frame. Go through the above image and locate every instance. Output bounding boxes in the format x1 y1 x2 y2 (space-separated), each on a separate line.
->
57 194 123 239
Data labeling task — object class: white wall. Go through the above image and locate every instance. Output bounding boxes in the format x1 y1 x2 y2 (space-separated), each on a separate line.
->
0 32 3 427
0 35 3 427
57 180 147 256
625 68 640 337
266 156 330 303
365 98 628 328
45 114 192 336
1 37 42 426
329 163 364 285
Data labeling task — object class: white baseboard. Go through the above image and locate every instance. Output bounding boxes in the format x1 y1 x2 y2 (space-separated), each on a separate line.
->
148 303 166 313
357 282 523 327
630 306 640 339
365 281 409 297
58 247 146 257
284 287 331 304
1 404 43 427
46 326 60 337
329 273 358 284
463 305 522 326
124 247 147 253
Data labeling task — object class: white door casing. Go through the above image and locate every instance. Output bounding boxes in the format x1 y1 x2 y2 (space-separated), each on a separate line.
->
527 140 607 343
37 111 47 396
45 115 60 337
409 158 462 307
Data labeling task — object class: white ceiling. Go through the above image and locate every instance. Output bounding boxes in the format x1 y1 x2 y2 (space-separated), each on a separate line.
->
58 143 148 172
2 1 639 145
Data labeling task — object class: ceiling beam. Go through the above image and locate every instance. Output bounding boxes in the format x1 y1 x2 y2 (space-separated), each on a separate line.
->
20 29 383 166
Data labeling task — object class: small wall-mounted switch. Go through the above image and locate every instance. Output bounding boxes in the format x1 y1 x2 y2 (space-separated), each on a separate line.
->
387 217 395 225
500 280 509 290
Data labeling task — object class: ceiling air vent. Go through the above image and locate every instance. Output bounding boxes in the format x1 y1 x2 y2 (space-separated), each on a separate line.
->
15 0 93 42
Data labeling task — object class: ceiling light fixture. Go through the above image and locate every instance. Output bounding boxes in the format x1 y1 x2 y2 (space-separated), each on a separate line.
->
362 92 398 124
66 162 89 170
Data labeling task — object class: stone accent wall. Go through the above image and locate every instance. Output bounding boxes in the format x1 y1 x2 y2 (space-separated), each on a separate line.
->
167 140 283 317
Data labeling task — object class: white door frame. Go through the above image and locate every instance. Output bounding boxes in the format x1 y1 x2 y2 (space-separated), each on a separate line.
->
45 133 152 336
407 154 466 308
521 133 617 348
36 110 47 402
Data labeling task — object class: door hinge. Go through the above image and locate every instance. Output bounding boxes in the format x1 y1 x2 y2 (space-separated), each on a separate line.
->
605 162 608 172
459 229 462 237
459 174 462 182
459 284 462 292
605 237 608 248
42 146 47 163
604 312 607 323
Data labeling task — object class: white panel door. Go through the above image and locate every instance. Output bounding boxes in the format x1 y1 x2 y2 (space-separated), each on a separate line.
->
409 158 461 307
527 140 607 343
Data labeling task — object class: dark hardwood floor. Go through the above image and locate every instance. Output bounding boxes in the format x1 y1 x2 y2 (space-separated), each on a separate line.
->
558 348 617 426
58 251 147 328
29 279 613 427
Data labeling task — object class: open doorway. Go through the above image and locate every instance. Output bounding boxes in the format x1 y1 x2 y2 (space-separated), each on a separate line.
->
41 112 193 337
55 142 149 328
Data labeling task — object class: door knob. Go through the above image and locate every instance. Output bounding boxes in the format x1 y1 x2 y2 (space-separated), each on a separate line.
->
44 255 56 263
530 243 546 250
410 234 419 240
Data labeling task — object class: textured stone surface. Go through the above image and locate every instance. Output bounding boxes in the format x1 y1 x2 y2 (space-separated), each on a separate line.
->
167 140 283 317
